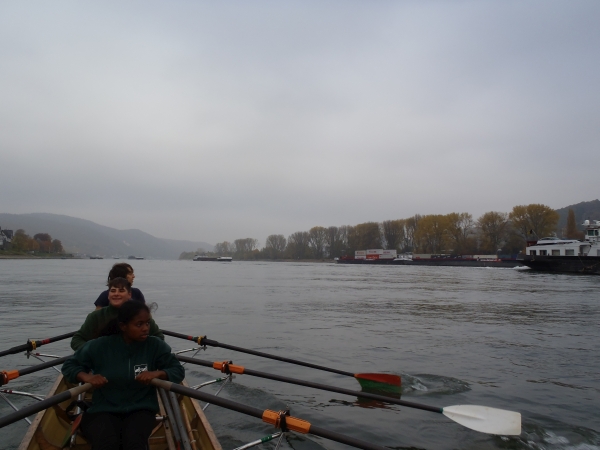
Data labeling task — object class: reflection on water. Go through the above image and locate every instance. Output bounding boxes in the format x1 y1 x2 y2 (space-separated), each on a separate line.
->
0 260 598 449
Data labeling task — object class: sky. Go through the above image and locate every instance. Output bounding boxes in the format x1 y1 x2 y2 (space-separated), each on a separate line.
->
1 1 598 246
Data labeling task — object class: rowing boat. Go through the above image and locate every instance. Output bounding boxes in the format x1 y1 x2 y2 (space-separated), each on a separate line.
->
0 330 522 450
18 374 222 450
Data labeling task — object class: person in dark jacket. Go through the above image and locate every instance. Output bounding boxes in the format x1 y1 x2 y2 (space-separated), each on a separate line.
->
62 301 184 450
94 263 145 309
72 278 163 351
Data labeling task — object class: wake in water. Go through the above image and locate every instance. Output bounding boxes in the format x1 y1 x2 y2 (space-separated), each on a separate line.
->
401 374 471 396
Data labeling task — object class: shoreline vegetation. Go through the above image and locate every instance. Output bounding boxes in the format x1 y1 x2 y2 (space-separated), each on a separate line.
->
0 229 67 259
0 252 73 259
1 202 594 261
180 203 583 261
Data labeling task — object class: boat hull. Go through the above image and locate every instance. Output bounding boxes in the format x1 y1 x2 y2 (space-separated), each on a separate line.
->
18 375 222 450
193 257 232 262
517 255 600 275
336 259 522 268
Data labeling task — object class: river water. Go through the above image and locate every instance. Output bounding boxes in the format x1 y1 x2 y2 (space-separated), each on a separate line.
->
0 260 598 450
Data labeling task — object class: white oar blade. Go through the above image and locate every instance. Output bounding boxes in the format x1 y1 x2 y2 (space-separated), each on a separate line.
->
442 405 521 435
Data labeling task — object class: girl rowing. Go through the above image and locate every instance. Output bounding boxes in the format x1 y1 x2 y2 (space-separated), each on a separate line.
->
94 263 145 309
72 277 163 351
62 300 184 450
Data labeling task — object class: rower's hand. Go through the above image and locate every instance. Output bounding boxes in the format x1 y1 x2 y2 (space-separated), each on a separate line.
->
136 370 165 385
79 373 108 388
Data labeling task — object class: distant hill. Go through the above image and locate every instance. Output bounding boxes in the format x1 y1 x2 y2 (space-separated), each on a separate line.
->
556 199 600 231
0 213 213 259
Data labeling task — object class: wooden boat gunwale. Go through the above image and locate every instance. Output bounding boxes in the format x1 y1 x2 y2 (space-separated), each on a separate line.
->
17 374 222 450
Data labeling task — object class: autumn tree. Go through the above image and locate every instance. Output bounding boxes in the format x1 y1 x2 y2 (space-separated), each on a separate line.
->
404 215 421 251
234 238 259 257
51 239 64 253
509 204 560 241
414 215 449 253
381 219 406 251
28 239 40 252
34 233 52 253
11 229 29 251
338 225 351 255
564 209 584 239
308 226 328 259
286 231 310 259
500 222 528 254
264 234 287 259
445 213 474 254
324 226 346 258
214 241 234 256
477 211 509 253
347 222 382 252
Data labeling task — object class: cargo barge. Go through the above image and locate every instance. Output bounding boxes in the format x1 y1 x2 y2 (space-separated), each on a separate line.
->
517 220 600 274
193 255 233 262
336 249 522 268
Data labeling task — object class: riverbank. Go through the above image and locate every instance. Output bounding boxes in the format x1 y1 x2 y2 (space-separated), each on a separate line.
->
0 251 73 259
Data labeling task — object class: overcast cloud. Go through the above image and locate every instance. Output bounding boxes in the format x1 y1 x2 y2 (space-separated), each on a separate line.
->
1 1 598 245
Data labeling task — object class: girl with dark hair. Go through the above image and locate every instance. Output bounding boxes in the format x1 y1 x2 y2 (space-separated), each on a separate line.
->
62 301 184 450
71 278 163 350
94 263 145 309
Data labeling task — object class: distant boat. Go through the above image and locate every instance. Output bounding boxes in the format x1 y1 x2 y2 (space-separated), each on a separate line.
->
193 255 232 262
337 249 520 267
89 255 103 259
128 255 145 260
517 219 600 274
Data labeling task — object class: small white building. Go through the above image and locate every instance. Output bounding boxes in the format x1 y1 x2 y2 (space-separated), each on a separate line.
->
0 227 13 250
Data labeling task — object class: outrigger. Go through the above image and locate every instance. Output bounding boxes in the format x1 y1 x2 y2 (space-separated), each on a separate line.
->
0 330 522 449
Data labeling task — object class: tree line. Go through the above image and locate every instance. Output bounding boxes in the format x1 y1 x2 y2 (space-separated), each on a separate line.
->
182 203 580 260
8 229 64 254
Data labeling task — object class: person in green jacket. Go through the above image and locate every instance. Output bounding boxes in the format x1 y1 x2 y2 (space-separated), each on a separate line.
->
62 300 184 450
71 277 163 351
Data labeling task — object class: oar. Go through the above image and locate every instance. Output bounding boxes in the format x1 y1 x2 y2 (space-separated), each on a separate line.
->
151 378 389 450
0 383 91 429
1 355 71 386
161 330 400 393
177 355 521 436
60 413 83 448
0 332 76 358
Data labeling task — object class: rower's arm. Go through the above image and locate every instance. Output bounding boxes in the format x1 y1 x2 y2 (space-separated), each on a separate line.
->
71 313 98 351
149 319 164 341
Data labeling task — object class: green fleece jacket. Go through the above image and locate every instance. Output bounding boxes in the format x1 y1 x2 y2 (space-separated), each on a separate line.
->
62 334 184 414
71 305 164 351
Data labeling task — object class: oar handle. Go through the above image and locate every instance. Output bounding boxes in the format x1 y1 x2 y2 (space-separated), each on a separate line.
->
0 331 76 358
151 379 388 450
176 355 442 414
1 355 71 386
160 330 355 377
0 382 91 429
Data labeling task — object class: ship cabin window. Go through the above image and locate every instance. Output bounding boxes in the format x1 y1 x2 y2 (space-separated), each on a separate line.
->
565 249 575 256
552 249 560 256
539 250 547 256
530 250 536 255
